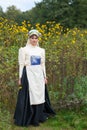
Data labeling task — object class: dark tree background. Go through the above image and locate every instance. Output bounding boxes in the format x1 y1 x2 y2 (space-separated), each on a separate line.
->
0 0 87 28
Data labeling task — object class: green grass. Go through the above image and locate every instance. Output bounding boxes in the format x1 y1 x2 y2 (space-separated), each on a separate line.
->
0 107 87 130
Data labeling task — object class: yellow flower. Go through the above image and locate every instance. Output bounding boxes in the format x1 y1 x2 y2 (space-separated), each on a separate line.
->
53 42 57 44
72 31 76 36
72 40 75 44
80 34 84 37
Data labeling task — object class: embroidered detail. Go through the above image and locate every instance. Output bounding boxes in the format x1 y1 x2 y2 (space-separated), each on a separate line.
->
31 56 41 65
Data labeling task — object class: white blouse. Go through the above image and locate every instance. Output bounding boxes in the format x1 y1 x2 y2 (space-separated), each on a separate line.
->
18 44 46 79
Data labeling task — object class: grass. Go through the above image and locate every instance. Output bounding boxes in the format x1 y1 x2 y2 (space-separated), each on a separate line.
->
0 107 87 130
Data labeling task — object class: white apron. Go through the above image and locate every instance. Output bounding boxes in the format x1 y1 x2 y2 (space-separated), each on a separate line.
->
18 44 46 105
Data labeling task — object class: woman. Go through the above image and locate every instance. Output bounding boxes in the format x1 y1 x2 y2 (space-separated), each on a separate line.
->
14 29 55 127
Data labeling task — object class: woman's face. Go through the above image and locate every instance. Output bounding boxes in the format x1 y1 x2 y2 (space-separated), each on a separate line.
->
29 35 38 46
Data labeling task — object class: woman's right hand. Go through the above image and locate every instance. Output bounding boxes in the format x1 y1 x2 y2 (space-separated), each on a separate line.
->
18 78 21 86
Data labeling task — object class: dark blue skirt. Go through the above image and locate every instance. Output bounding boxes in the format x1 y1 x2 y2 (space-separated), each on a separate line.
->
14 66 55 126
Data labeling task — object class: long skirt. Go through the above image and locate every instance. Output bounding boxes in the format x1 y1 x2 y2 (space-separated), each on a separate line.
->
13 66 55 127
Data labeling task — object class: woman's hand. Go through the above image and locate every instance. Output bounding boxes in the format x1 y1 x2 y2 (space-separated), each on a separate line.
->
45 77 48 84
18 79 22 89
18 78 21 86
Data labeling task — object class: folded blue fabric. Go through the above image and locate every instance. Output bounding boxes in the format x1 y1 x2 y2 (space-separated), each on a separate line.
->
31 55 41 65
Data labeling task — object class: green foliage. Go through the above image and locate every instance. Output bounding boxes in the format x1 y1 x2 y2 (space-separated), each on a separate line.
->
0 2 87 129
34 0 87 28
1 0 87 28
0 17 87 111
0 103 11 130
0 46 19 111
5 5 22 22
74 76 87 99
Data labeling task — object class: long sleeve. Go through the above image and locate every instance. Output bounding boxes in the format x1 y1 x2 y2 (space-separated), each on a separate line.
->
41 49 46 78
18 47 25 78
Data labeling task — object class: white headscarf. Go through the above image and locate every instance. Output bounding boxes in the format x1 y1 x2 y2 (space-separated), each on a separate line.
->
28 29 41 37
26 29 41 46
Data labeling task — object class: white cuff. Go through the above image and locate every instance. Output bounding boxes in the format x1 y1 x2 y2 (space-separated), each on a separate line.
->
19 65 24 78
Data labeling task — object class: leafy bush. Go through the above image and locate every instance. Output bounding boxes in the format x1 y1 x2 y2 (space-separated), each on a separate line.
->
0 17 87 111
0 102 11 130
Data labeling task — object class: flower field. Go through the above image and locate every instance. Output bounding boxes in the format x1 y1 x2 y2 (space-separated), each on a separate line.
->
0 17 87 111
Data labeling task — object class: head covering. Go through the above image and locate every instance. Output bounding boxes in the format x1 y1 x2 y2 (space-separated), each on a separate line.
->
28 29 41 37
